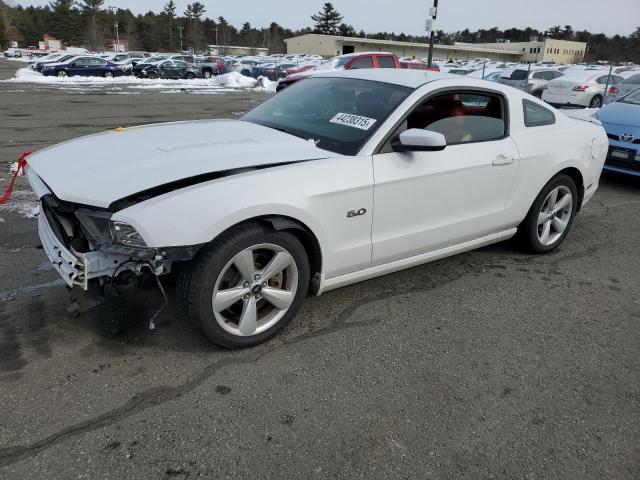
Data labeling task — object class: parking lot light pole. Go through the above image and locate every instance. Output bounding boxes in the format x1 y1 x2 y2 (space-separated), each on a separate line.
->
427 0 439 68
178 26 184 53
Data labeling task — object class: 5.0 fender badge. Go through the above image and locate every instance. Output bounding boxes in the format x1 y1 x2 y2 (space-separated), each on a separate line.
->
347 208 367 218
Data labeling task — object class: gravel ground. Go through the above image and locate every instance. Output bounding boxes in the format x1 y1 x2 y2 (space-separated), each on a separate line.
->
0 58 639 479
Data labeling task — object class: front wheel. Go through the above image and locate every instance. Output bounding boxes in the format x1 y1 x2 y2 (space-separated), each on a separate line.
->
57 70 68 77
518 174 578 254
178 224 310 349
185 72 196 80
103 71 113 78
203 70 212 79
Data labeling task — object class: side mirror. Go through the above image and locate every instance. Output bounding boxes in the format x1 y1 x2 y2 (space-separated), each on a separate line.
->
391 129 447 152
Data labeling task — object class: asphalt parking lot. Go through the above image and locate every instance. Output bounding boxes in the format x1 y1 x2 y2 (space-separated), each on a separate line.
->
0 58 639 479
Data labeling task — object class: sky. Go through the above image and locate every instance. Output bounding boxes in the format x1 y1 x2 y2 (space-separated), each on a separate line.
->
10 0 640 36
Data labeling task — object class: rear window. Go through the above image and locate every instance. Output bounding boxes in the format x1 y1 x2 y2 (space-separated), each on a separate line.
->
377 56 396 68
349 57 374 69
510 70 529 80
622 74 640 85
523 99 555 127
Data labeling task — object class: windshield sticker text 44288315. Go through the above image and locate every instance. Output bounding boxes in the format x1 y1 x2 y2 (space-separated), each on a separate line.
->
330 113 377 131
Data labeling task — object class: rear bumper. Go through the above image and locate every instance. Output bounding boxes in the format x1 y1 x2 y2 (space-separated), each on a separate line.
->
543 91 592 107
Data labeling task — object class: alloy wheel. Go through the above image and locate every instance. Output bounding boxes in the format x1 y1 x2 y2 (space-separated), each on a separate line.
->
211 244 298 337
537 186 573 246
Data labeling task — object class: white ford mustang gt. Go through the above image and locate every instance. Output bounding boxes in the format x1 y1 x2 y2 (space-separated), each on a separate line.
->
24 69 608 348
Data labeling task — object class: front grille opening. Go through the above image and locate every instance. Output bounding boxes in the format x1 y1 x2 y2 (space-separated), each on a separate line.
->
41 194 90 252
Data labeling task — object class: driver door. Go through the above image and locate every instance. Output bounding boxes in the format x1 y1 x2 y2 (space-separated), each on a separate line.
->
371 90 520 265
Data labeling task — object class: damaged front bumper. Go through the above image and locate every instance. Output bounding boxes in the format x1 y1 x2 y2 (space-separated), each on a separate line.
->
38 210 135 290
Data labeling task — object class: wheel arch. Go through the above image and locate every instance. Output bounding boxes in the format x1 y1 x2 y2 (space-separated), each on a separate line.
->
209 215 324 296
555 167 585 211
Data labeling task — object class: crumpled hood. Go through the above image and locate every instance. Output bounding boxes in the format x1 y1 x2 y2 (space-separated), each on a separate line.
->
27 119 332 208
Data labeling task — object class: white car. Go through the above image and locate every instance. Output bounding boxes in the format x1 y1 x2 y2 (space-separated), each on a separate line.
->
542 70 625 108
24 70 607 348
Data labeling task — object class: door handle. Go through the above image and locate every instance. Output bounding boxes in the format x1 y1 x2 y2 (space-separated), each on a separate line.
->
492 155 516 166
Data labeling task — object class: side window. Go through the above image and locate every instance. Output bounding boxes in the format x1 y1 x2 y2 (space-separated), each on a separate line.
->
405 91 506 145
532 72 546 80
349 57 374 69
377 56 396 68
523 99 555 127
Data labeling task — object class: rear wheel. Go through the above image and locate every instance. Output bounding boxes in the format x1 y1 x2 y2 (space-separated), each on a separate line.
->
57 70 68 78
178 224 310 349
203 70 212 79
589 95 602 108
103 71 113 78
185 72 196 80
147 71 158 79
518 174 578 254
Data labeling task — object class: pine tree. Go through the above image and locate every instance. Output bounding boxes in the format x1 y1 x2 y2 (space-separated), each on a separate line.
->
184 2 205 52
78 0 104 50
311 2 343 35
163 1 177 50
49 0 79 45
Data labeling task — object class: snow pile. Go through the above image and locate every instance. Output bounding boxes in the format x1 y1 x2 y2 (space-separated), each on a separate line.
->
5 67 277 93
213 71 257 88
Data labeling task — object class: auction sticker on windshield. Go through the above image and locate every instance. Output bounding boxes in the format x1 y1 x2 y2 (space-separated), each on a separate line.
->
330 113 377 131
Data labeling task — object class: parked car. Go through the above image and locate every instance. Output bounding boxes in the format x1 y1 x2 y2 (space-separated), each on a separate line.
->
116 57 145 75
400 61 429 70
131 56 169 76
137 60 203 80
24 69 607 348
285 64 317 76
543 71 625 108
499 67 564 98
251 63 297 81
3 48 22 58
595 87 640 176
446 68 477 76
605 73 640 104
32 54 77 72
41 56 124 78
276 52 400 91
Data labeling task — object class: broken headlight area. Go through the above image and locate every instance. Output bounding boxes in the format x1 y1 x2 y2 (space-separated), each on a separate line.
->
39 194 201 291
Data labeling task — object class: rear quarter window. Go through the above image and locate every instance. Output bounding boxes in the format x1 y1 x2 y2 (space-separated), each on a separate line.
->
523 99 556 127
377 56 397 68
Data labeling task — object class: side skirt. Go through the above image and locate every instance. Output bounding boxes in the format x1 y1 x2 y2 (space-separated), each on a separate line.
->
318 228 518 295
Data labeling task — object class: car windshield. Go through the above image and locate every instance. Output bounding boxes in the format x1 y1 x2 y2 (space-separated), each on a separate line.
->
619 88 640 105
242 77 411 155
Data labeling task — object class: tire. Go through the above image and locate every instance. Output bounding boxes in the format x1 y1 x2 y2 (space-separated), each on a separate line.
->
103 71 113 78
203 70 212 79
147 71 158 79
185 72 196 80
532 89 543 99
57 70 67 77
518 174 578 254
589 95 602 108
178 223 310 349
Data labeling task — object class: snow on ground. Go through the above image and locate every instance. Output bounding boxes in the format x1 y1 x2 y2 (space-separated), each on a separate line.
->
1 163 38 218
3 68 277 94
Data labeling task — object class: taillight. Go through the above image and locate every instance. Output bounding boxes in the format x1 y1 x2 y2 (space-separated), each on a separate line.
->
572 85 589 92
609 86 619 94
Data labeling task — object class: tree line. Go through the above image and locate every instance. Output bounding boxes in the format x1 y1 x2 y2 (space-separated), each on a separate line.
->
0 0 639 63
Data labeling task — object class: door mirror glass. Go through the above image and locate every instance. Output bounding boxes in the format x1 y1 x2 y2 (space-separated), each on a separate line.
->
392 129 447 152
